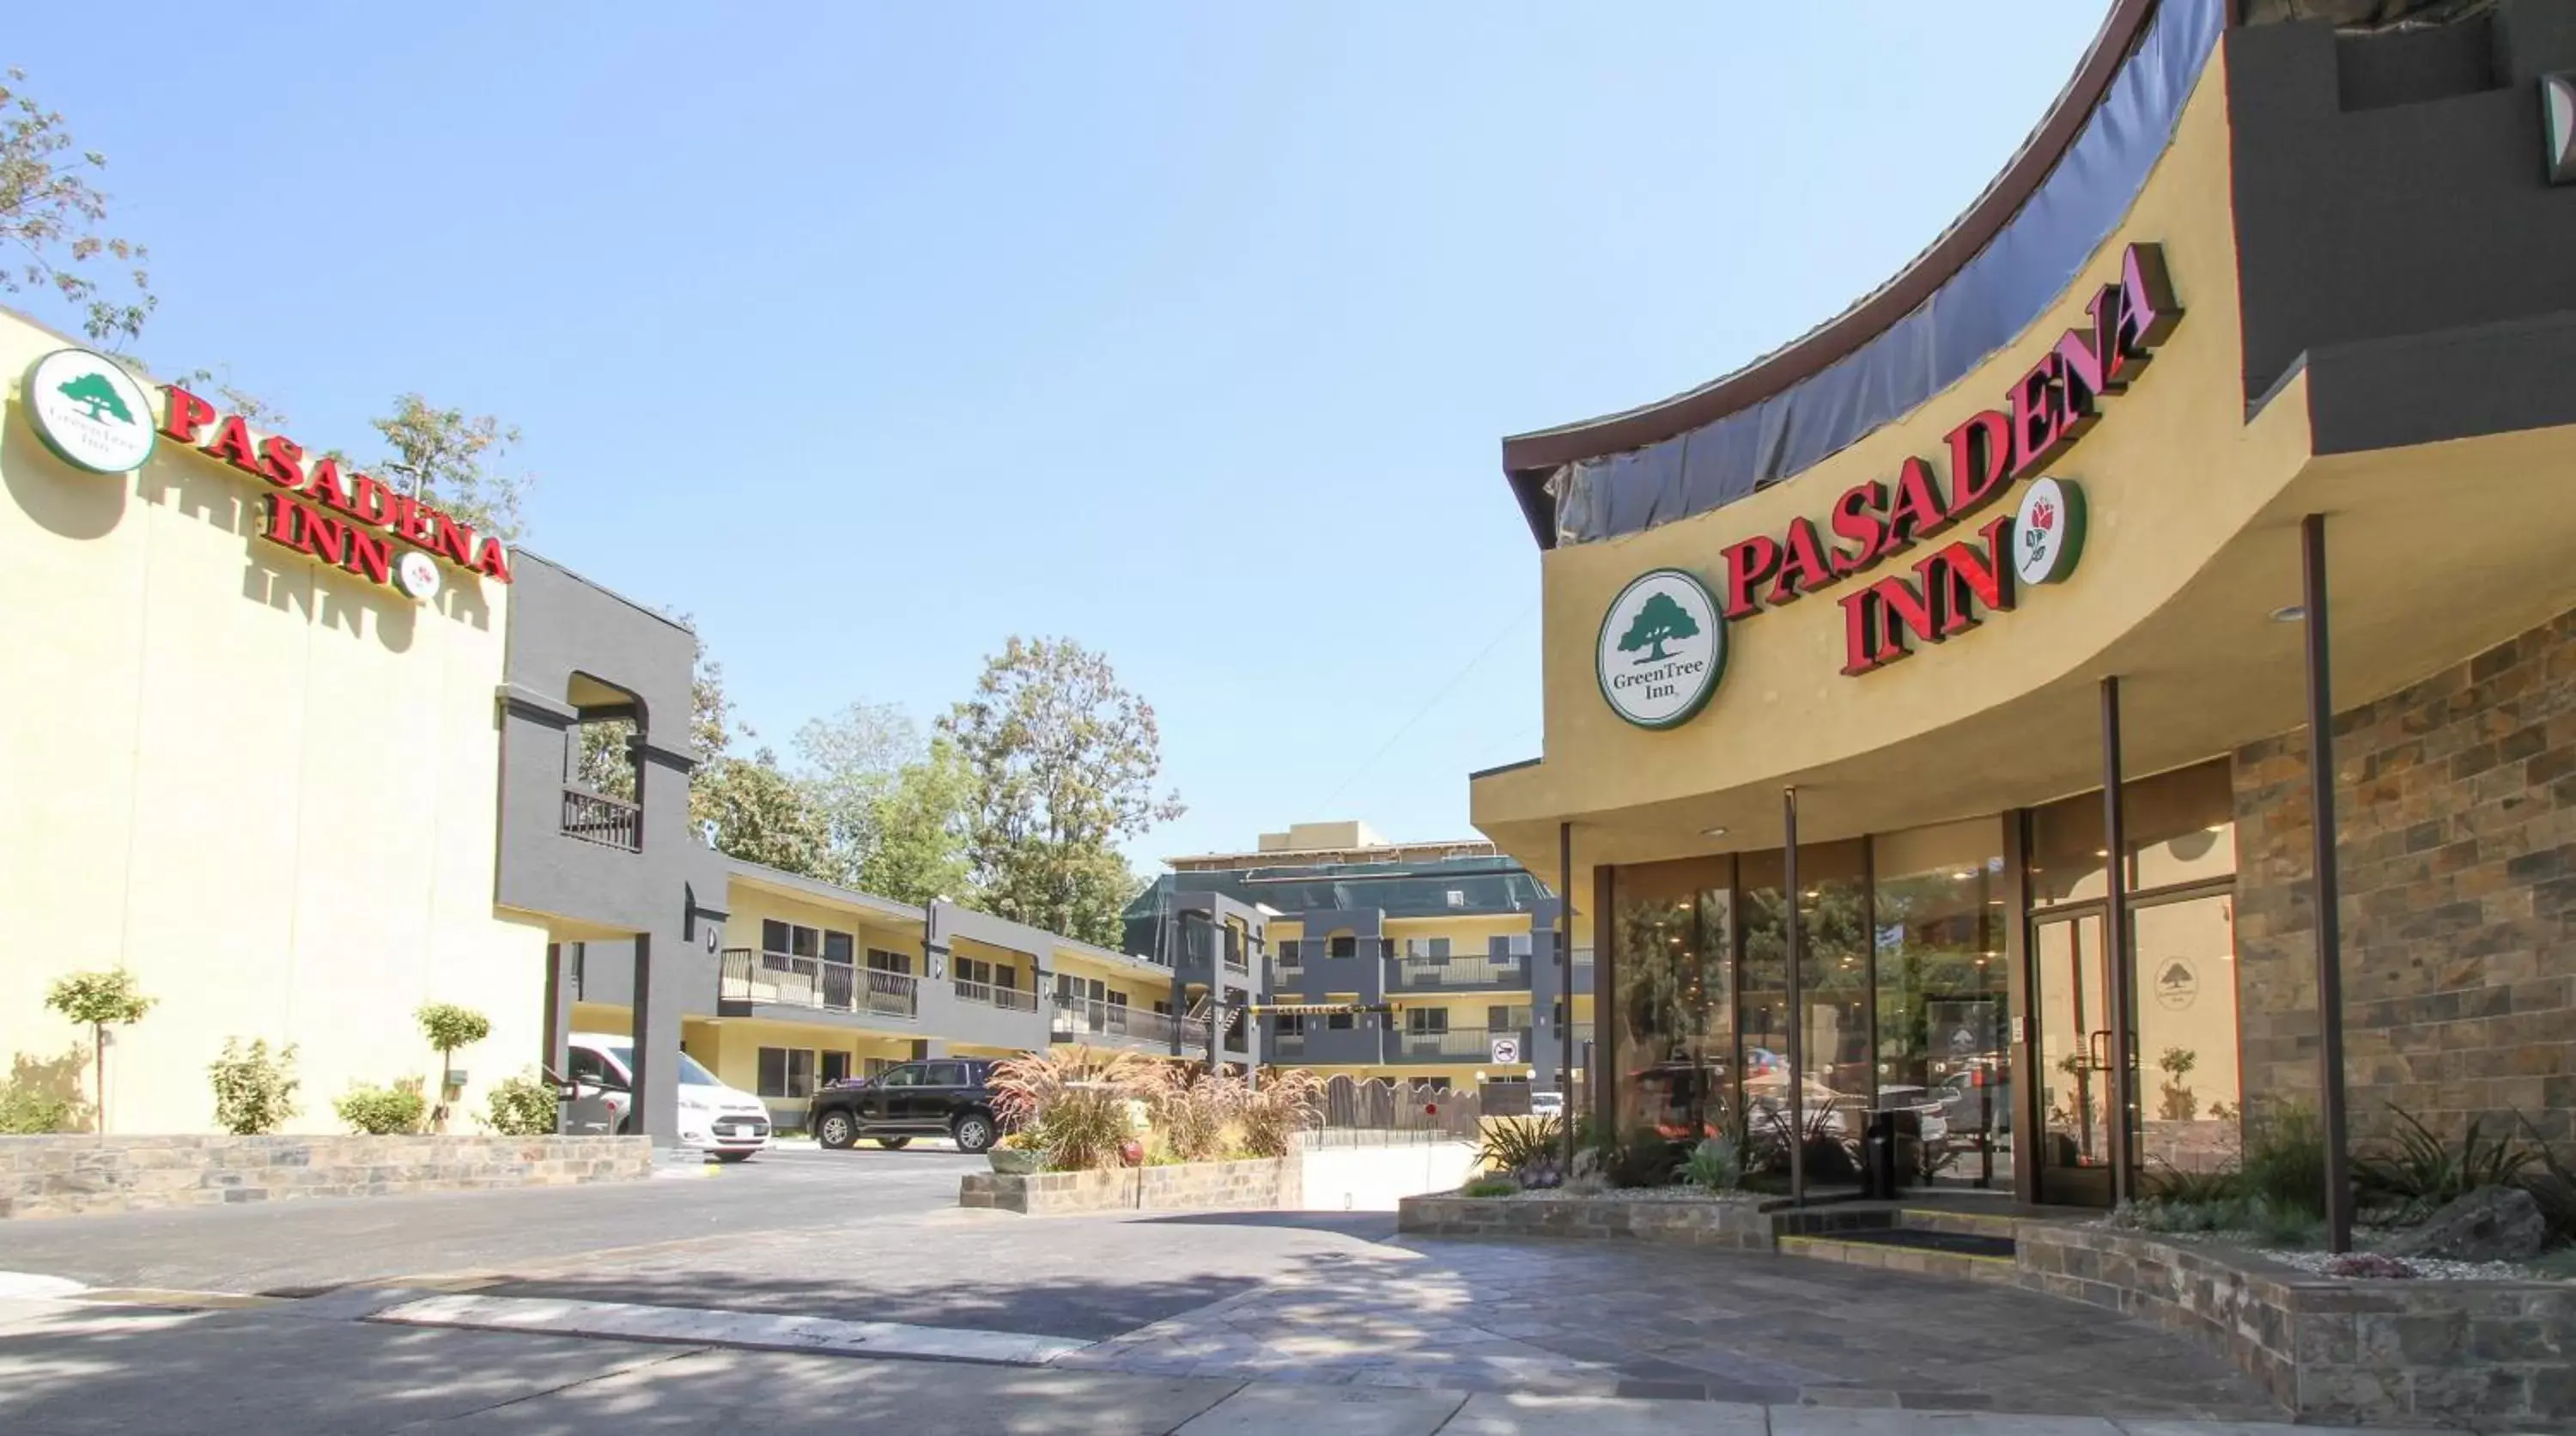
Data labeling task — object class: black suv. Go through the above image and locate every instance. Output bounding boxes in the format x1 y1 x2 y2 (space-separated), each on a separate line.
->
808 1058 1002 1153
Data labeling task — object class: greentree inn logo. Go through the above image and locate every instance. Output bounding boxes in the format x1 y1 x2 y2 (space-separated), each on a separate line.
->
1598 568 1723 729
21 348 157 473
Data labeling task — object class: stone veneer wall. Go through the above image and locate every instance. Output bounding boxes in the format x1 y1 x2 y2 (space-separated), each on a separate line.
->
2233 606 2576 1145
959 1156 1300 1215
0 1135 653 1220
1397 1194 1773 1249
2017 1222 2574 1427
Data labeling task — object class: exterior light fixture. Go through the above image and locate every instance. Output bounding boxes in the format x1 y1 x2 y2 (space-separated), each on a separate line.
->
1701 826 1728 838
2269 603 2306 623
2547 72 2576 186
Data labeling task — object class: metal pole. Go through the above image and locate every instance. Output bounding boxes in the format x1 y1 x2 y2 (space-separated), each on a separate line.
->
1558 820 1576 1173
1783 786 1806 1203
2302 513 2355 1254
2100 677 2138 1209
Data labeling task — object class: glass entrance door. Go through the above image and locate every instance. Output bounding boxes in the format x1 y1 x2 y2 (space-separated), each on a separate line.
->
2032 911 2115 1206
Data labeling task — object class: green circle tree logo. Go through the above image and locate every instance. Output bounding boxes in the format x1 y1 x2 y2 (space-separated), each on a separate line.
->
21 349 157 474
1597 569 1724 729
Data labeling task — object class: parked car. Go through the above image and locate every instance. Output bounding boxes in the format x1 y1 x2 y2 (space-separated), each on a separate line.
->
1936 1064 2013 1136
561 1031 771 1161
1873 1085 1953 1146
1529 1090 1565 1118
809 1057 1003 1153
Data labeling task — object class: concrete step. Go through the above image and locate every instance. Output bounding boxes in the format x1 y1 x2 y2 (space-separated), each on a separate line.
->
1777 1226 2020 1284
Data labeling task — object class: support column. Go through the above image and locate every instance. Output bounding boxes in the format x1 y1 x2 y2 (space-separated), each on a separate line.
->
541 943 575 1132
1558 820 1576 1172
629 933 680 1145
2301 513 2356 1254
1784 786 1806 1203
2101 677 2139 1208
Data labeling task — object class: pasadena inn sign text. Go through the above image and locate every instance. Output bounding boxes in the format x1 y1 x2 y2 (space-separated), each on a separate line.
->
17 348 511 603
1595 243 2177 729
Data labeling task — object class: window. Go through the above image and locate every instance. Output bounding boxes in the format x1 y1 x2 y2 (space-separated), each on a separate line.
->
1152 1001 1171 1015
823 931 854 964
923 1062 968 1087
1406 1009 1448 1035
957 956 990 986
1487 1006 1510 1031
820 1051 851 1086
1278 940 1302 964
1108 991 1129 1010
1425 1076 1453 1092
1328 935 1356 959
866 948 913 975
568 1045 611 1086
877 1064 921 1088
756 1046 816 1098
993 964 1017 991
862 1056 894 1079
1276 1014 1306 1036
1327 1011 1354 1031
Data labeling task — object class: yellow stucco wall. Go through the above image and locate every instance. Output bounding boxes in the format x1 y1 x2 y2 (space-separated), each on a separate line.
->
0 313 546 1135
726 879 926 966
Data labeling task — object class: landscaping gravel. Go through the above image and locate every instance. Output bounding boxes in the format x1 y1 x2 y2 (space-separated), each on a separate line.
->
1479 1186 1765 1203
2257 1246 2563 1282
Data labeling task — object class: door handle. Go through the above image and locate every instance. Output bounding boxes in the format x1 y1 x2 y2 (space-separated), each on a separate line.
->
2088 1030 2111 1070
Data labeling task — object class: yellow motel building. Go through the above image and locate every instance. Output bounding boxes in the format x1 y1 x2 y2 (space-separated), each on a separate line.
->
0 304 1212 1142
1468 2 2576 1206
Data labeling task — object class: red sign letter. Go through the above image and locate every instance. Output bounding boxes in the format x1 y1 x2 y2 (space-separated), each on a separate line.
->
1943 410 2013 519
1829 481 1888 575
1722 535 1781 619
160 386 216 445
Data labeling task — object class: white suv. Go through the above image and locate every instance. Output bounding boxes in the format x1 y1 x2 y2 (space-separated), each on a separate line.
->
563 1031 770 1161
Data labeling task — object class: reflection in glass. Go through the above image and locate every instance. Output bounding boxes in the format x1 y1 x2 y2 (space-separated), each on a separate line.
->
1612 858 1729 1141
2035 913 2112 1178
1740 843 1866 1185
2133 893 2240 1174
1872 820 2009 1187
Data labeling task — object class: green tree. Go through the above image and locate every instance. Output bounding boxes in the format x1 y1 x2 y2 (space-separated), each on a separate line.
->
0 68 154 344
942 636 1182 946
371 393 530 541
44 969 153 1134
415 1003 491 1133
793 700 921 885
858 738 978 906
57 369 131 422
1618 593 1700 664
697 748 835 880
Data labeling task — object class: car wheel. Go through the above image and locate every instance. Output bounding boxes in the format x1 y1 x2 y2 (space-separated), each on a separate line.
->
951 1111 997 1154
714 1150 753 1163
817 1111 859 1150
874 1136 911 1150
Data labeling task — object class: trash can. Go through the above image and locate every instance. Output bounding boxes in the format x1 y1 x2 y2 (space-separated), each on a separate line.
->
1864 1110 1899 1199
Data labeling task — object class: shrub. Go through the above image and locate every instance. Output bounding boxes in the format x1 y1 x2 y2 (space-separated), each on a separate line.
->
1477 1115 1565 1177
484 1069 561 1137
0 1080 73 1135
334 1078 427 1135
2513 1114 2575 1248
989 1045 1157 1171
1606 1123 1687 1189
1746 1105 1860 1186
45 969 154 1134
2354 1107 2535 1220
1681 1136 1744 1192
2146 1161 2242 1207
1149 1067 1242 1163
1462 1177 1519 1199
1237 1067 1321 1159
2239 1102 2327 1217
208 1039 299 1135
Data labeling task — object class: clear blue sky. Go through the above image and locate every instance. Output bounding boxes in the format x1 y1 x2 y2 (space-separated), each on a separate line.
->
10 3 2108 868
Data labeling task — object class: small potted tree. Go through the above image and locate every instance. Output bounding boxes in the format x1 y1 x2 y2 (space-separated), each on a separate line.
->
45 970 154 1136
415 1003 491 1134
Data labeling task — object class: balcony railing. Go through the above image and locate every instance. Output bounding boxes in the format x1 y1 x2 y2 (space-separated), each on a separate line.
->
561 786 642 850
1399 1027 1528 1060
1051 998 1201 1051
1385 954 1528 990
955 977 1039 1012
721 949 918 1019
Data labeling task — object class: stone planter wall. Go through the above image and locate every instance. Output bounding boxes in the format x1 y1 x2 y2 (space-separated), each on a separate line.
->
0 1135 653 1220
1397 1194 1773 1250
958 1156 1300 1215
2016 1223 2576 1427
